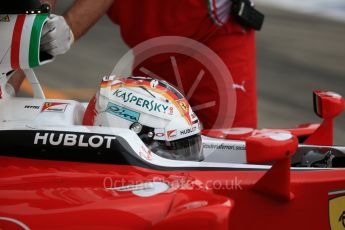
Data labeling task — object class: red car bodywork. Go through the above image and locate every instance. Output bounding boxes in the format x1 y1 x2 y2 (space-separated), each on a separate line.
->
0 156 344 230
0 90 344 230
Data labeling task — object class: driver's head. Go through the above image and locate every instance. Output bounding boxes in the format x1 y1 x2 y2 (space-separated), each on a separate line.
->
83 76 204 161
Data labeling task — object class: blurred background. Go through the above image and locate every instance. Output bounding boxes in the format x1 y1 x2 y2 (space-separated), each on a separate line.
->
32 0 345 144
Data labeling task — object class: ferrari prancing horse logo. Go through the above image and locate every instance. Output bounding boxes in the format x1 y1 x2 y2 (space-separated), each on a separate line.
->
329 191 345 230
179 101 188 112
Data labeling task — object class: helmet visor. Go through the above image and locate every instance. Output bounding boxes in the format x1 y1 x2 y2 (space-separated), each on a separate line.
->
145 134 204 161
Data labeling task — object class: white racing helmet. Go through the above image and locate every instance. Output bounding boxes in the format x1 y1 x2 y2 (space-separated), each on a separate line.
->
83 76 204 161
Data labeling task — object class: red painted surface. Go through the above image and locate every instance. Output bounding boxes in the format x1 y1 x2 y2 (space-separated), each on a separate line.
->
0 156 344 229
11 15 26 69
246 133 298 201
246 133 298 163
304 90 345 146
202 125 319 141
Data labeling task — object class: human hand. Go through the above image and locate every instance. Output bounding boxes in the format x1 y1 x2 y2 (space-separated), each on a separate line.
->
40 14 74 56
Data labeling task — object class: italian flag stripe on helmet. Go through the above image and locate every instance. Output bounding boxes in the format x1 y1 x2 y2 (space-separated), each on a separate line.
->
9 14 48 70
29 14 47 67
10 15 25 69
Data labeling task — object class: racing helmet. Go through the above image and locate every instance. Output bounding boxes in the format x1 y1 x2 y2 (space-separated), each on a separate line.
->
83 76 204 161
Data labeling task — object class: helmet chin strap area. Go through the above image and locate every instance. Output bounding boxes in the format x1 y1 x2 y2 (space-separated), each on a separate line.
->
0 69 45 99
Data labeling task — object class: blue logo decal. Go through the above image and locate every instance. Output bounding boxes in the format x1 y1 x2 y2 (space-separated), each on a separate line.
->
106 102 140 122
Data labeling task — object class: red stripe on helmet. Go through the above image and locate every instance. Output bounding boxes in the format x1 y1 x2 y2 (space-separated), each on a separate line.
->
11 15 26 69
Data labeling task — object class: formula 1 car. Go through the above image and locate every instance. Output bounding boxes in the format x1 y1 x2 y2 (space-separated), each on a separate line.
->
0 4 345 228
0 65 345 230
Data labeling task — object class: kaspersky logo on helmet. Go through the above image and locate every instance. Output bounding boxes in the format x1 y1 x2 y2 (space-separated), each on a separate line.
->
113 88 173 115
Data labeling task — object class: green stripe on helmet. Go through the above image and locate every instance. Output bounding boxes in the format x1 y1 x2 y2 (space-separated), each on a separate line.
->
29 13 48 68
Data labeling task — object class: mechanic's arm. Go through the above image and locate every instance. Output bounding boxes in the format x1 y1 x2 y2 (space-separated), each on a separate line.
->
64 0 114 40
40 0 114 56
